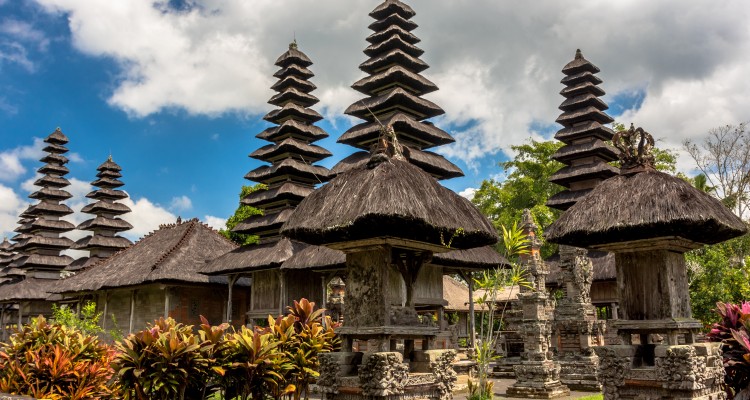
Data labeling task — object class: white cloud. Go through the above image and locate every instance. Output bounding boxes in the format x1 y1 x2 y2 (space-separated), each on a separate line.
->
203 215 227 231
120 196 176 241
0 184 28 240
169 195 193 212
29 0 750 169
0 138 45 182
459 188 477 201
210 133 219 141
0 18 49 71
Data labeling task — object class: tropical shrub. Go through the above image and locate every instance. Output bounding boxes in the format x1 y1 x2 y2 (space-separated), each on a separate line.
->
0 316 118 399
261 298 340 400
112 317 219 400
707 301 750 399
215 326 292 400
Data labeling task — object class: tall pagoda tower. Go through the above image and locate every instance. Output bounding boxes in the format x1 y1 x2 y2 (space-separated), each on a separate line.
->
202 41 335 322
334 0 463 180
547 49 619 210
546 50 617 392
11 128 75 273
0 238 14 276
70 156 133 270
239 41 332 240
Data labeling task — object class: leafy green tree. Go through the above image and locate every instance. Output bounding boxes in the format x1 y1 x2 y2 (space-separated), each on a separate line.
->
687 234 750 326
220 184 265 245
472 140 563 258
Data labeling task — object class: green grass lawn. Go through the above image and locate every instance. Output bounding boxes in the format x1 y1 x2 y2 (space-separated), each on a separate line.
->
576 395 603 400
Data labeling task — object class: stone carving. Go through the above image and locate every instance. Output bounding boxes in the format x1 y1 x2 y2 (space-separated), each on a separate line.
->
390 306 420 326
430 350 458 399
358 352 409 397
612 124 655 172
318 353 341 392
594 346 630 399
571 250 593 304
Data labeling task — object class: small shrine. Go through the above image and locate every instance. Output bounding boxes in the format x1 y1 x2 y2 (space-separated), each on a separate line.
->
506 210 569 398
546 125 747 399
282 125 498 399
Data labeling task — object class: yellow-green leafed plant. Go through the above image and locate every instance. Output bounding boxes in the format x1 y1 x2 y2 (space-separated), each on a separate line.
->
0 316 118 400
112 317 217 400
215 326 293 400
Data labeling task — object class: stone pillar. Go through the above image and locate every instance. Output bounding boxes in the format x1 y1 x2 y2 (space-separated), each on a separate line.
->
552 245 602 391
507 210 569 398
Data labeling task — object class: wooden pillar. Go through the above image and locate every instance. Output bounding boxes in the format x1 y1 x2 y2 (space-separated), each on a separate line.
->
321 275 327 324
129 290 136 334
164 286 171 318
227 275 238 323
17 302 23 328
102 292 109 330
279 270 286 315
1 305 5 341
461 271 476 348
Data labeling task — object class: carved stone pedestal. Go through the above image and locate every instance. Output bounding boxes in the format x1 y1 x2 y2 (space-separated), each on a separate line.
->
553 246 603 391
506 360 570 399
318 350 457 400
596 342 725 399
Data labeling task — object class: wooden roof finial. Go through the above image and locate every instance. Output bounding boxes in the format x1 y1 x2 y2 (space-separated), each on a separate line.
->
612 124 655 174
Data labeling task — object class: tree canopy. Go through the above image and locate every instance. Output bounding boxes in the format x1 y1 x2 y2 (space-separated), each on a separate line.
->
220 184 265 245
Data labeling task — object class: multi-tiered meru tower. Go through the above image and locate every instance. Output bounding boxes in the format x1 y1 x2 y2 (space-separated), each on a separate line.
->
547 49 618 211
70 156 133 270
202 42 335 323
11 129 75 273
0 129 75 325
240 41 332 241
334 0 462 180
546 50 619 392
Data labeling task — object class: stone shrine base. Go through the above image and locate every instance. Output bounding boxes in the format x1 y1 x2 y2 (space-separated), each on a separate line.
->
558 356 602 392
318 350 457 400
505 361 570 399
595 343 725 400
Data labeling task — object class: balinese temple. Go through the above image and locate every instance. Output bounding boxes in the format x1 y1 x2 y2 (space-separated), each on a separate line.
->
547 49 619 210
69 156 133 271
331 0 505 346
333 0 462 180
0 238 15 278
201 41 338 323
545 50 618 391
0 128 74 326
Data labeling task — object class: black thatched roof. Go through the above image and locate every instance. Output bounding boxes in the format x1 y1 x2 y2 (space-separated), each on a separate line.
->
280 245 346 270
545 250 615 284
282 157 497 250
201 238 307 275
432 246 508 271
545 169 748 248
0 278 62 302
332 148 463 180
52 218 237 293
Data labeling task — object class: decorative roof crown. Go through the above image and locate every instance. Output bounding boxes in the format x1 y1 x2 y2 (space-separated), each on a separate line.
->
613 124 655 174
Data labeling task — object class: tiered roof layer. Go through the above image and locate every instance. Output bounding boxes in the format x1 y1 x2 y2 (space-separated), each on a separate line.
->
234 42 332 240
547 50 619 211
11 128 75 271
70 157 133 271
335 0 463 180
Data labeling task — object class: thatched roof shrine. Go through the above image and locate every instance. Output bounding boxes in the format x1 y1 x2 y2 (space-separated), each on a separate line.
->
547 50 619 211
282 143 497 251
335 0 462 181
546 126 747 250
53 218 236 293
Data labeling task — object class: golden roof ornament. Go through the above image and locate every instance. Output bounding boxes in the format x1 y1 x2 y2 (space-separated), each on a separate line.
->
613 124 655 174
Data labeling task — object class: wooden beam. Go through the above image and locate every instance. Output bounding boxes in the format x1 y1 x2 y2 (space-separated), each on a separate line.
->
129 290 136 334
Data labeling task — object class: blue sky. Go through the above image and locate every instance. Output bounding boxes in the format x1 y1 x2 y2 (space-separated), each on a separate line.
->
2 0 749 242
